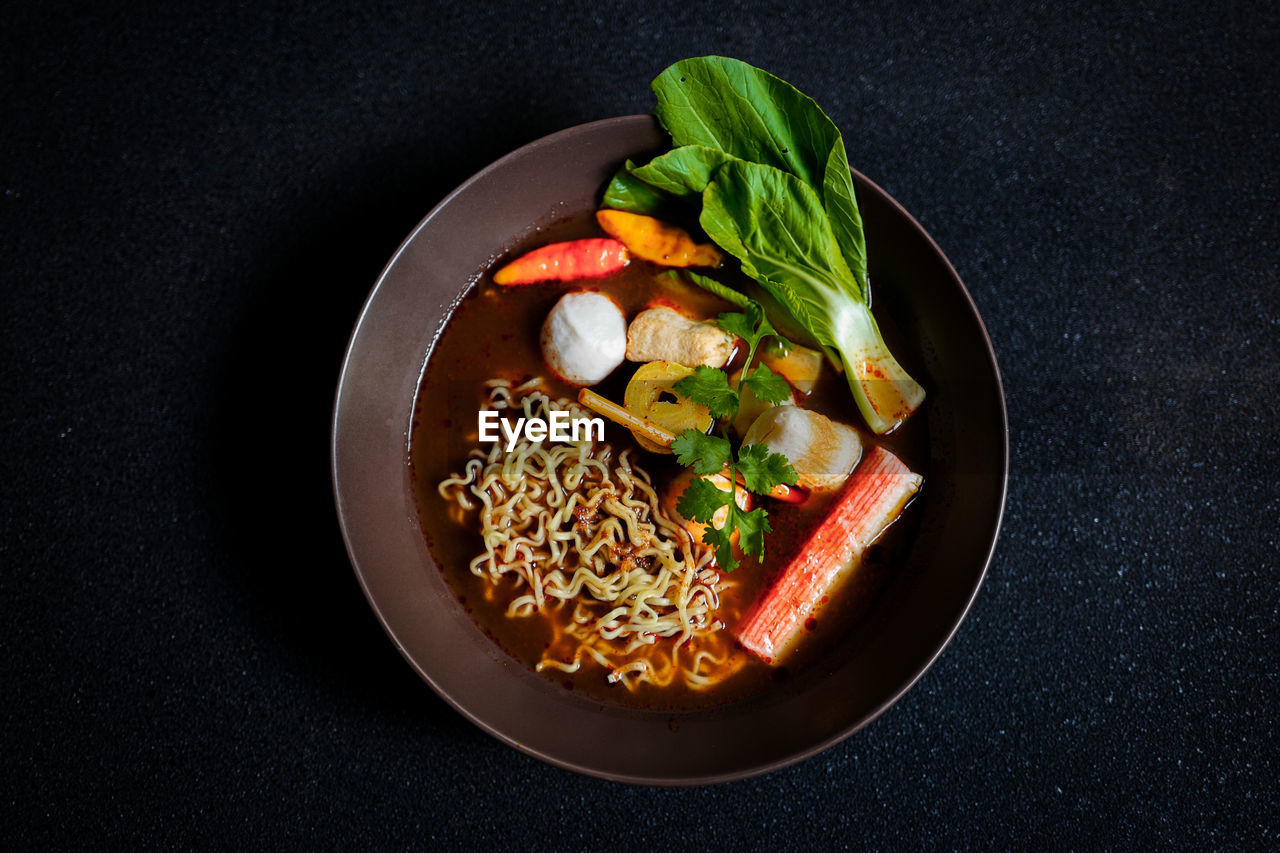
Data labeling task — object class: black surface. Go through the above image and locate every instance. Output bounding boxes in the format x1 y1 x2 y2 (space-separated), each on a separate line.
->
3 0 1275 848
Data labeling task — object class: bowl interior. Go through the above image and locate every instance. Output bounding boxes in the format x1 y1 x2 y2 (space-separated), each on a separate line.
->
332 115 1007 784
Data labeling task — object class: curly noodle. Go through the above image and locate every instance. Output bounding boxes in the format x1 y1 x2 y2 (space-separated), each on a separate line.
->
438 378 746 691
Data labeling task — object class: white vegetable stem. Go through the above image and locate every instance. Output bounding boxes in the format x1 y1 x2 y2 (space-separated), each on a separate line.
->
836 300 925 435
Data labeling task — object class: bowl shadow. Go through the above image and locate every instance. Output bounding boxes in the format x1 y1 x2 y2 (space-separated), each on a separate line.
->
209 112 570 725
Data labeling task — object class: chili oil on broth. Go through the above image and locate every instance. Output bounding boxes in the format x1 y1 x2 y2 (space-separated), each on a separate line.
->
407 213 930 711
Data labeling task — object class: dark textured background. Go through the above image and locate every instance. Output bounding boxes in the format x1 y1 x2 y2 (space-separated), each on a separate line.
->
3 0 1276 848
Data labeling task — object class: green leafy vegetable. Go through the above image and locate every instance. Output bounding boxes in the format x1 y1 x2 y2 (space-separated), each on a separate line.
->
602 159 671 214
666 264 806 570
630 145 740 201
700 161 858 333
678 269 753 309
712 298 794 409
615 55 931 566
699 159 923 433
651 56 868 298
718 302 783 357
821 142 869 303
610 56 924 433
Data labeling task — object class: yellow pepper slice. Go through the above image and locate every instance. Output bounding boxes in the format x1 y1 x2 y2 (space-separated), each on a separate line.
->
596 209 722 268
623 361 713 453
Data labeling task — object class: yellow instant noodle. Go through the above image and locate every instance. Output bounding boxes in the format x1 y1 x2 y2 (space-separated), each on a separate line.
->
438 378 747 691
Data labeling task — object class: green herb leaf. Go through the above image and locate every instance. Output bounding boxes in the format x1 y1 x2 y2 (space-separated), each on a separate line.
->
733 506 772 560
676 475 743 571
715 309 758 343
736 443 799 495
675 475 733 525
670 429 732 476
716 301 787 354
741 363 792 406
673 365 739 419
602 160 672 215
698 523 739 572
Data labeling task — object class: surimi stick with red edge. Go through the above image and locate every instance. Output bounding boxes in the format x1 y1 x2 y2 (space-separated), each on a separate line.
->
734 445 923 663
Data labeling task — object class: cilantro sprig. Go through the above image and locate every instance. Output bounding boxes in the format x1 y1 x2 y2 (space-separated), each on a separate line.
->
674 472 773 571
672 366 739 419
666 283 799 570
681 270 794 407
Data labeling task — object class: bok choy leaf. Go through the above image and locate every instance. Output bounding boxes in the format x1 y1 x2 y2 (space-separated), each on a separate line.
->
605 55 925 434
602 159 673 214
651 56 869 301
700 160 924 434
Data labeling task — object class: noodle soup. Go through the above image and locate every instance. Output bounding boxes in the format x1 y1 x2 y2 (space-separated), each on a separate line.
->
408 213 929 710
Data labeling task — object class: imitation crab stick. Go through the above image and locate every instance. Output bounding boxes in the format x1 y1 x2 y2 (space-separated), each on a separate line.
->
492 238 629 286
735 446 923 663
576 388 808 505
